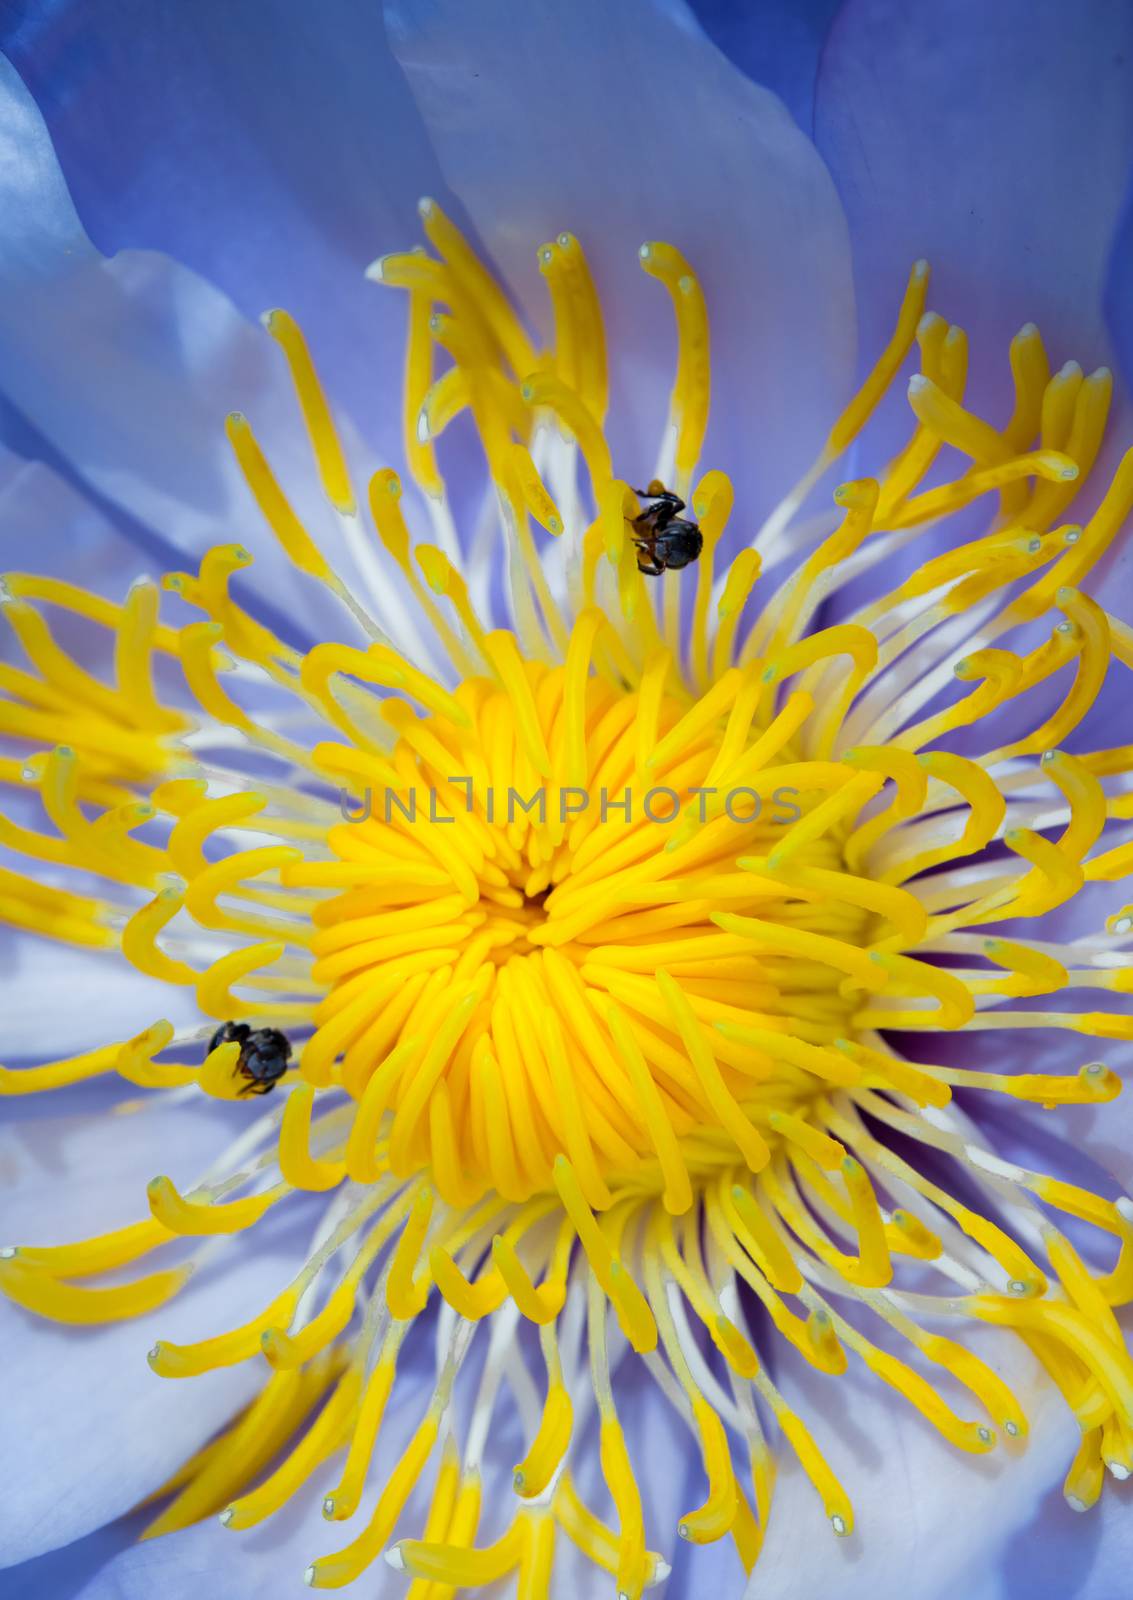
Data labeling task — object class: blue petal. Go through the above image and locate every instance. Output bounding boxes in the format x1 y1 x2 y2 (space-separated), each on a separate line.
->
385 0 857 537
687 0 844 133
1104 172 1133 403
1 0 449 433
813 0 1133 411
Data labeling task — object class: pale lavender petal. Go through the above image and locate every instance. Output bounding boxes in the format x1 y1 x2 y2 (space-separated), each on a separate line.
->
749 1329 1079 1600
0 1089 311 1565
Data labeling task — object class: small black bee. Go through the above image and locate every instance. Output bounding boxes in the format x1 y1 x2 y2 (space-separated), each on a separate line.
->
208 1020 293 1096
630 479 704 576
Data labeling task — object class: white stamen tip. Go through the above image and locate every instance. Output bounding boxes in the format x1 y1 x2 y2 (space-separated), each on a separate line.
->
1117 1198 1133 1223
1113 916 1132 935
303 1565 317 1587
912 258 929 276
416 410 432 444
557 232 572 248
1005 1421 1020 1438
653 1561 672 1584
218 1508 234 1527
677 1521 690 1540
977 1426 992 1444
418 196 436 218
907 373 929 393
383 1544 407 1571
1106 1460 1131 1481
831 1514 848 1537
1066 1494 1088 1513
1018 322 1039 337
1007 1278 1029 1296
322 1497 335 1517
364 256 388 282
0 1246 15 1259
639 243 652 260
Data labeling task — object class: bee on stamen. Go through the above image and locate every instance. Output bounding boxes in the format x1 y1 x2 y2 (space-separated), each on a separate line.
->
630 478 704 576
208 1021 292 1096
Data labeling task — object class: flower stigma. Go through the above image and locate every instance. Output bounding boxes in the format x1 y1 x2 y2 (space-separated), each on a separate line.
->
2 195 1133 1595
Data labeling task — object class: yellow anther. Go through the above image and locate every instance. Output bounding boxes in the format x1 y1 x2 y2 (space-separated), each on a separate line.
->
493 1231 569 1325
261 309 355 513
306 1412 440 1587
603 996 692 1215
418 197 536 378
428 1246 507 1320
0 1258 191 1324
639 241 709 487
509 442 564 535
656 969 769 1172
322 1335 404 1520
774 1403 855 1535
521 371 613 494
147 1175 281 1236
768 770 885 869
225 412 335 580
386 1188 433 1319
769 1110 845 1169
978 937 1069 997
677 1398 738 1544
416 544 494 662
0 1041 123 1096
727 1184 804 1293
907 372 1011 465
855 950 974 1030
278 1085 347 1191
826 259 928 458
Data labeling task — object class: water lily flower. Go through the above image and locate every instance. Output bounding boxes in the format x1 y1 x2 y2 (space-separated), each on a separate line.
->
2 3 1133 1599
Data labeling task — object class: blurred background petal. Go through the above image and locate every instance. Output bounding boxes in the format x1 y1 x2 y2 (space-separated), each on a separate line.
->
687 0 844 134
812 0 1133 425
